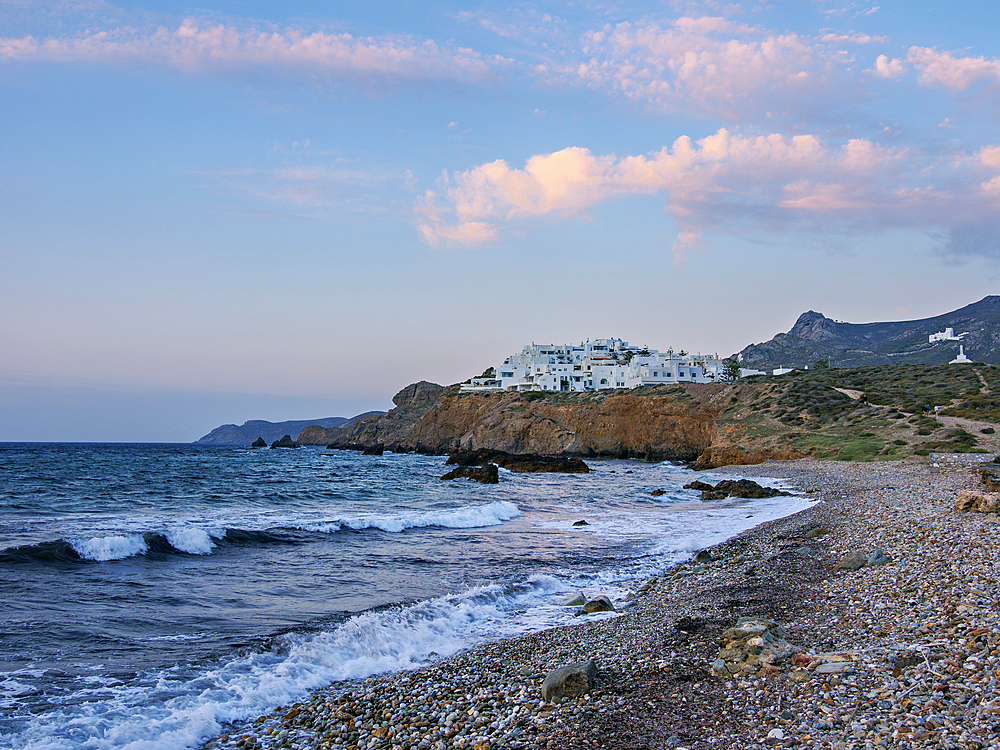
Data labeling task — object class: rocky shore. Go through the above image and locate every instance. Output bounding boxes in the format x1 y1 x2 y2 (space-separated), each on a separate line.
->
203 459 1000 750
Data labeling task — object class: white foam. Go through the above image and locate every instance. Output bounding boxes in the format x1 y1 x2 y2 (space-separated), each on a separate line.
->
164 528 215 555
302 501 521 534
71 535 148 562
5 576 575 750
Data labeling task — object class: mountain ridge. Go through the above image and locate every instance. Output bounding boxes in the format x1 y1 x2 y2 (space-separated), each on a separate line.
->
737 295 1000 369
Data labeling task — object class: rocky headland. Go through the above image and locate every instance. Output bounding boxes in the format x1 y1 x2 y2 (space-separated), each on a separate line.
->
296 364 1000 469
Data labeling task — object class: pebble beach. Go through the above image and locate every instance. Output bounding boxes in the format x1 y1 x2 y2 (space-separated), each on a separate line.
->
204 457 1000 750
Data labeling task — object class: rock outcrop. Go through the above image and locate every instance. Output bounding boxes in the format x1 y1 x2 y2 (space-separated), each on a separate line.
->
270 435 298 449
440 465 500 484
446 450 590 473
299 382 722 461
251 437 267 448
683 478 789 501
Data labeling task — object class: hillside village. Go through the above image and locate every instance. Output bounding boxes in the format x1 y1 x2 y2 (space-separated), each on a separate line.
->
462 328 978 395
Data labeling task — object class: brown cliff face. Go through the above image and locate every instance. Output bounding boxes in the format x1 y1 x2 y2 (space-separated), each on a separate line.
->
300 382 728 462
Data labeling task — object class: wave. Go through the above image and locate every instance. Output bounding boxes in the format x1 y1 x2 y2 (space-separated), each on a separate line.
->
0 502 521 564
300 500 521 534
6 575 578 750
0 529 221 563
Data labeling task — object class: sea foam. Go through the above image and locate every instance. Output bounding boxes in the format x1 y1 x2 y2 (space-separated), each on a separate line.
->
302 500 521 534
6 575 574 750
70 535 148 561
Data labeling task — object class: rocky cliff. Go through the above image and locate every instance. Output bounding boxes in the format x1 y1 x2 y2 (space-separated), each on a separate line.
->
299 381 735 462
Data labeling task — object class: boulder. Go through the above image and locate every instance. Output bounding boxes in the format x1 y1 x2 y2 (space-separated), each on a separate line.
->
270 435 299 449
580 595 615 614
540 660 598 701
954 489 1000 513
683 480 716 492
362 444 385 456
685 478 788 500
835 551 869 571
572 520 589 526
694 550 713 563
561 593 587 607
251 437 267 448
440 465 500 484
446 450 590 474
651 489 666 496
866 549 892 566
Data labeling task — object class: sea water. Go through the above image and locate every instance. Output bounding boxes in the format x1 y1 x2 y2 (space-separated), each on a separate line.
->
0 443 814 749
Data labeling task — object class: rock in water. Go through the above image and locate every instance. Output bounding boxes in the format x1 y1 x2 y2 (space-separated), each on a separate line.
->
540 660 598 701
440 465 500 484
270 435 299 449
446 450 590 473
251 437 267 448
362 444 385 456
683 480 716 491
561 593 587 606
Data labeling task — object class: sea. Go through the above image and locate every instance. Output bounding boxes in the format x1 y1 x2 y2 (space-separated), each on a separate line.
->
0 443 815 750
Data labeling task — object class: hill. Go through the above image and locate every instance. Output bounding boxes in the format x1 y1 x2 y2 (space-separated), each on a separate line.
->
298 365 1000 466
195 412 384 445
737 295 1000 370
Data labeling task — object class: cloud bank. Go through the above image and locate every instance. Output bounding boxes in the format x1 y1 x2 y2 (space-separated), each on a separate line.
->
0 19 500 85
418 129 1000 258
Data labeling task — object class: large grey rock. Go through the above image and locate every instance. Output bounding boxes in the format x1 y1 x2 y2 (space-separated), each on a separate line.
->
580 595 615 614
835 551 868 571
540 660 598 701
866 549 892 566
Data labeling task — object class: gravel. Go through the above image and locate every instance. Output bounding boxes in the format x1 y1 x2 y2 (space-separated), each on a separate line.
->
202 458 1000 750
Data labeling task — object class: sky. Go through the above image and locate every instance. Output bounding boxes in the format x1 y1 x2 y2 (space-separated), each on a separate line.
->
2 0 999 441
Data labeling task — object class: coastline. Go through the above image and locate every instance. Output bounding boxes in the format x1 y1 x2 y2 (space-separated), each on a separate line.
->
203 458 995 750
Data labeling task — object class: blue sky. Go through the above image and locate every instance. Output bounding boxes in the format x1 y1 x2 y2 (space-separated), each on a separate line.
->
2 0 999 441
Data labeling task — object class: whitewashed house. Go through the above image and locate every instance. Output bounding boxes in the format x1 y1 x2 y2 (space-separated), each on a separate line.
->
462 338 725 393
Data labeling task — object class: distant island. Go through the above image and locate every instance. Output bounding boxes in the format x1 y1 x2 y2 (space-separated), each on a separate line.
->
195 413 384 445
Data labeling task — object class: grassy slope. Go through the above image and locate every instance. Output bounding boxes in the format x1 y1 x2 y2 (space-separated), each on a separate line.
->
710 364 1000 462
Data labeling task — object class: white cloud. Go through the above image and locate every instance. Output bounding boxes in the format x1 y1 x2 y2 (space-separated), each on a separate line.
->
870 53 905 78
906 46 1000 90
0 19 502 86
417 129 1000 258
525 16 857 121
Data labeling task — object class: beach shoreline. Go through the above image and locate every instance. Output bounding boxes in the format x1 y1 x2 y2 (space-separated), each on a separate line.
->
204 458 997 750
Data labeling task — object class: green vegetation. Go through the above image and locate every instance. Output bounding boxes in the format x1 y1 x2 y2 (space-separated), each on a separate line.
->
711 363 1000 462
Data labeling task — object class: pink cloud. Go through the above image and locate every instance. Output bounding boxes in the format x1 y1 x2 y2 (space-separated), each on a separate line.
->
906 46 1000 90
0 19 501 85
417 129 1000 257
871 53 905 78
530 16 855 121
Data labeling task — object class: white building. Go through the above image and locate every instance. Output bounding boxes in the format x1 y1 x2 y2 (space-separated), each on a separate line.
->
930 328 966 343
462 338 726 393
950 345 973 364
